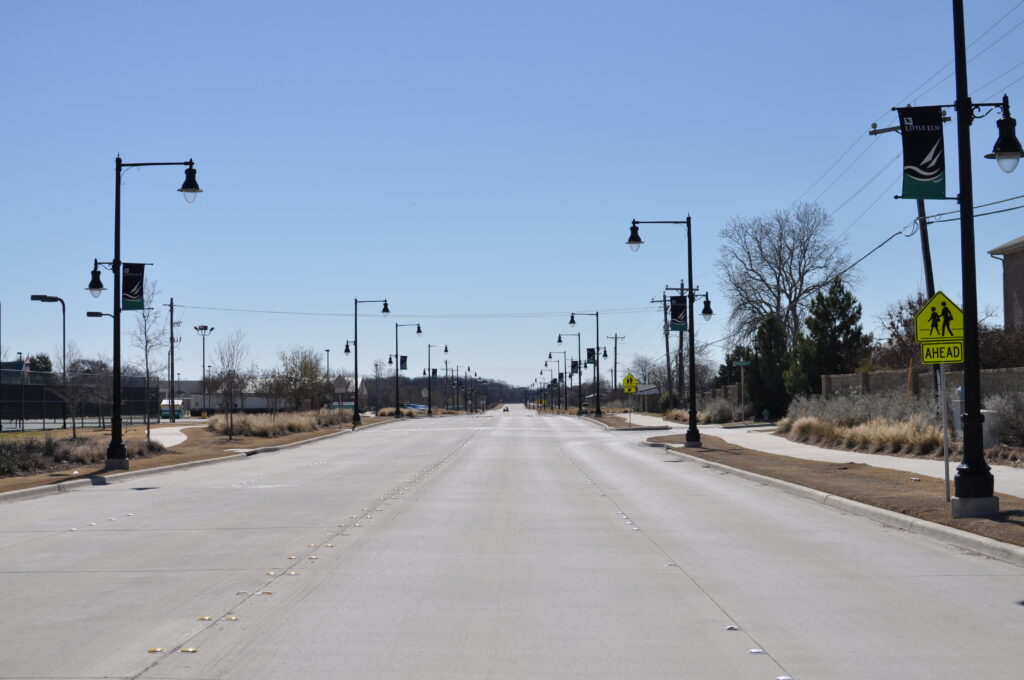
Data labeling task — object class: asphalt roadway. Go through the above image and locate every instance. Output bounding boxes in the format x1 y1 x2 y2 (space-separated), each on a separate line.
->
1 406 1021 679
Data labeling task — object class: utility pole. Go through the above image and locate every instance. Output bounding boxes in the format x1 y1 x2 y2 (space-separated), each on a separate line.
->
164 298 179 423
606 334 625 391
651 295 673 407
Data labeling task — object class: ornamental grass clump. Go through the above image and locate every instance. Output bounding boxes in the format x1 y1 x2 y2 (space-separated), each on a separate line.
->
780 392 943 456
208 410 349 437
0 435 164 476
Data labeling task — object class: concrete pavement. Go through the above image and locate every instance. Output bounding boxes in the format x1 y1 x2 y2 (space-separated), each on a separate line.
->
1 406 1021 678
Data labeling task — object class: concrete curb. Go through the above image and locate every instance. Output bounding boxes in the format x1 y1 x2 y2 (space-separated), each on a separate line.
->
651 442 1024 569
0 418 400 504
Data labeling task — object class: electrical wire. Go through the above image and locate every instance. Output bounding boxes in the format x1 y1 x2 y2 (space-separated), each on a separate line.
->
174 304 654 319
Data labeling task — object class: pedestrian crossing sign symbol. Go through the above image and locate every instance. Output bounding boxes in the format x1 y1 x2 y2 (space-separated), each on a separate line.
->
914 291 964 343
622 373 637 393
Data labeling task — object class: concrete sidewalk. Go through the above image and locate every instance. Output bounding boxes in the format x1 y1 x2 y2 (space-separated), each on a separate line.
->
625 412 1024 499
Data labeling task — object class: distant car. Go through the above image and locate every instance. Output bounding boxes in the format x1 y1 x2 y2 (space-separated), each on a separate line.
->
503 406 509 412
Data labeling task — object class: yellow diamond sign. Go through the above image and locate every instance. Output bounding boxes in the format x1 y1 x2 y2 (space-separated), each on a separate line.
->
622 373 637 394
914 291 964 343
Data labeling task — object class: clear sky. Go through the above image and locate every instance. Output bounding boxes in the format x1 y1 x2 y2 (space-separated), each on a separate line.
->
3 1 1024 389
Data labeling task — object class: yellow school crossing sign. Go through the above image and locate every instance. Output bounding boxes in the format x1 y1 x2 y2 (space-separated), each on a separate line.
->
622 373 637 393
914 291 964 364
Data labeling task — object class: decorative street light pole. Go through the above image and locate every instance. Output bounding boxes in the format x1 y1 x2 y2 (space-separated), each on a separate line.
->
627 216 714 447
87 156 201 470
349 298 389 427
393 322 422 416
427 344 447 415
194 325 214 416
948 0 1022 515
31 295 67 431
568 311 601 416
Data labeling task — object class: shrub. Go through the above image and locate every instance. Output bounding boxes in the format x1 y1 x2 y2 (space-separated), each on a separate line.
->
698 398 734 424
982 392 1024 447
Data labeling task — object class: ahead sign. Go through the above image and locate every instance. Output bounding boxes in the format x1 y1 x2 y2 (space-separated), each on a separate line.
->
922 341 963 364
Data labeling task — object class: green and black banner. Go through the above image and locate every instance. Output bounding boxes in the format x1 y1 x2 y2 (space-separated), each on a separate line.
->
399 355 407 370
670 295 687 331
897 106 946 200
122 263 146 310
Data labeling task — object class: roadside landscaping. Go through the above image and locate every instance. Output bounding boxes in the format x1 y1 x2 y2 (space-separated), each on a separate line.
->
650 432 1024 548
0 416 389 495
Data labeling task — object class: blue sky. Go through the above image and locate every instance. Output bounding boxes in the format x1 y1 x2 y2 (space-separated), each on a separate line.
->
4 1 1024 389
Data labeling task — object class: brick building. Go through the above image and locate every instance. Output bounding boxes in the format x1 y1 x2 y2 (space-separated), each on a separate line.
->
988 235 1024 330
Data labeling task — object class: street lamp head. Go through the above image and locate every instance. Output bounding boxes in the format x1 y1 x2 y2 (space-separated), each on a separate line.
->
627 222 644 252
381 300 390 315
701 296 714 321
985 99 1023 173
569 313 576 327
423 369 427 377
31 294 59 303
87 263 105 298
388 355 393 365
416 324 422 335
557 334 563 344
178 161 202 202
602 348 608 359
548 352 552 360
443 344 449 354
86 311 105 318
195 325 208 331
344 341 351 355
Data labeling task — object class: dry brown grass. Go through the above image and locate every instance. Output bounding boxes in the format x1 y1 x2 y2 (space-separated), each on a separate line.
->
781 414 943 456
208 410 351 437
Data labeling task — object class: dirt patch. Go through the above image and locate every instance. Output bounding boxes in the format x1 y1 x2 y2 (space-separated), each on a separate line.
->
0 418 394 495
649 433 1024 548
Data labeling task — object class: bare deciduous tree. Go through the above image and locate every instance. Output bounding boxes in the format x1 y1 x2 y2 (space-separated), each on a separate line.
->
210 331 254 439
129 279 166 440
717 201 852 350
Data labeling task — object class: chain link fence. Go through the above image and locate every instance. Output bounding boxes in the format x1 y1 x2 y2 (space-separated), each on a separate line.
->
0 368 159 432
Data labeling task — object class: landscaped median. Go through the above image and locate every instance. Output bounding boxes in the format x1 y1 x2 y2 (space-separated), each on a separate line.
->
649 433 1024 551
0 413 394 497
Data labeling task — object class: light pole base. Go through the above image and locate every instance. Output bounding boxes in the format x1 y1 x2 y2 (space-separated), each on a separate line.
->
684 439 702 448
104 457 130 471
951 496 999 518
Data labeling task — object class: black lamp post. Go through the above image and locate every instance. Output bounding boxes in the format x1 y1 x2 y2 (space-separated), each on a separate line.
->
87 156 200 469
427 343 447 415
947 0 1022 515
31 294 67 431
558 332 584 415
628 216 714 447
194 325 214 416
349 298 389 427
393 322 422 416
324 348 331 409
568 312 601 416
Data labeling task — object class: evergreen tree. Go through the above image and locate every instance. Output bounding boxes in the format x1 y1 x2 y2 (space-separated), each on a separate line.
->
749 314 790 418
27 353 53 372
786 280 872 395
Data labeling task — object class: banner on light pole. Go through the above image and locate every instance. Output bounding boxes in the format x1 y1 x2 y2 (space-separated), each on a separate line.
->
897 106 946 200
122 263 146 310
